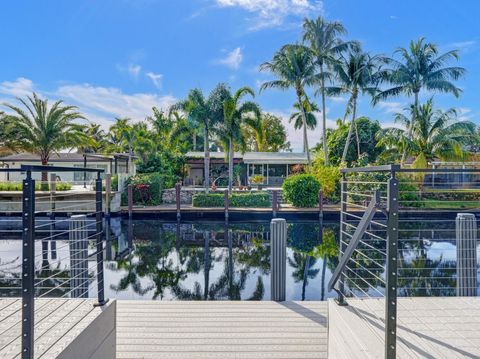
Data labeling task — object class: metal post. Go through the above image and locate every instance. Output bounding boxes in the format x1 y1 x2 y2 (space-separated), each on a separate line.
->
127 184 133 219
319 190 323 223
49 173 57 259
83 155 87 189
272 190 278 218
22 171 35 359
455 213 477 296
270 218 287 302
224 191 229 221
105 173 111 218
175 182 181 221
385 170 399 359
95 173 106 306
337 173 347 305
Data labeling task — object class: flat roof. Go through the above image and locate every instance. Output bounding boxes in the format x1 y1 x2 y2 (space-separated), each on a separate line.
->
185 151 309 164
0 152 134 162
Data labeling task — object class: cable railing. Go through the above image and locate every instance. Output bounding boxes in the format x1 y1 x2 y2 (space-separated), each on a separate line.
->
328 164 480 359
0 166 107 359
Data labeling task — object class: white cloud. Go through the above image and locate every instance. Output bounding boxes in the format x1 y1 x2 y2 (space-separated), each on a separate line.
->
146 72 163 89
56 83 176 124
128 64 142 79
0 77 35 98
377 101 404 114
0 77 176 130
216 47 243 70
267 108 336 151
215 0 323 30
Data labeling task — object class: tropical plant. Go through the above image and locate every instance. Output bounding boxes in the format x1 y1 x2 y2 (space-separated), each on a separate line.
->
2 93 86 183
261 44 317 165
376 38 466 163
289 99 318 152
282 174 321 207
77 123 108 153
217 87 261 193
377 99 476 168
303 16 358 165
327 47 383 163
243 113 290 152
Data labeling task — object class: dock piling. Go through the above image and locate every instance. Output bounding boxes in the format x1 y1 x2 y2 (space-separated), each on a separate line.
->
270 218 287 302
127 184 133 219
455 213 477 296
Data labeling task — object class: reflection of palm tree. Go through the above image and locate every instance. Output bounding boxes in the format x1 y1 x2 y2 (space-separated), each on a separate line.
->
288 252 319 301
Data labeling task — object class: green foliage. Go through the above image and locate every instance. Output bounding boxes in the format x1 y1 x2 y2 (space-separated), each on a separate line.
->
321 117 383 166
312 161 341 202
111 174 118 191
243 113 291 152
282 174 321 207
0 182 72 191
192 192 271 208
123 172 176 206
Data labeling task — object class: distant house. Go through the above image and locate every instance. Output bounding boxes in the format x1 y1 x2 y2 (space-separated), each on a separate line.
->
0 153 135 182
184 151 309 187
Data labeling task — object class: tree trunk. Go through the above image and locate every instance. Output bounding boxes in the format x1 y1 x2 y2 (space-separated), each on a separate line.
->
204 125 210 192
41 157 49 191
298 94 312 167
320 66 329 165
301 256 311 301
341 95 357 164
401 91 419 165
228 138 234 193
354 119 361 159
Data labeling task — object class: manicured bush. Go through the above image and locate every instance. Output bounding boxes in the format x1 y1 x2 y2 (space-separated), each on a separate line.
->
123 172 176 205
282 174 321 208
192 192 271 208
0 182 72 191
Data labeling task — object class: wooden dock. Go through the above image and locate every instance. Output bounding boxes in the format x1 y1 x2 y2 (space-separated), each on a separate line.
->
116 300 328 359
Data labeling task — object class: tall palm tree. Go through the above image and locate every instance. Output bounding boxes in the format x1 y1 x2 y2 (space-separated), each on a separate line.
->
243 115 267 152
218 87 261 193
289 99 318 152
261 44 317 166
377 99 476 168
3 93 86 182
172 89 211 190
327 47 383 163
376 38 466 163
303 16 357 165
77 123 108 153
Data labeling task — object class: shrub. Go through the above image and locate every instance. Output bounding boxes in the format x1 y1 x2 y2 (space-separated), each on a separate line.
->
123 172 176 206
192 192 271 207
282 174 321 208
312 165 341 202
0 182 72 191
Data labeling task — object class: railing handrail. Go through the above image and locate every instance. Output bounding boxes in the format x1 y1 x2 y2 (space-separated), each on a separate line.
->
328 191 380 292
341 164 480 174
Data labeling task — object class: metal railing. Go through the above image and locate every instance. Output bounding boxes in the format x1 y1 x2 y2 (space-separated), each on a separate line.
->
328 164 480 359
0 165 107 359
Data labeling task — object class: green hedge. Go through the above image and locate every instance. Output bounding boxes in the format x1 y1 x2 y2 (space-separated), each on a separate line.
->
282 174 321 207
192 192 271 207
0 182 72 191
122 172 176 206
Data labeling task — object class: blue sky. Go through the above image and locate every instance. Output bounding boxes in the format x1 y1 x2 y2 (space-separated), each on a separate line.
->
1 0 479 151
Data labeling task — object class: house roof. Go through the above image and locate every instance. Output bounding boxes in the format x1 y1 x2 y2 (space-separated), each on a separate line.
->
0 152 133 163
185 151 309 165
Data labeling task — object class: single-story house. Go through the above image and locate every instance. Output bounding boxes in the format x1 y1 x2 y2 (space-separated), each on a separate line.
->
184 151 309 187
0 152 136 182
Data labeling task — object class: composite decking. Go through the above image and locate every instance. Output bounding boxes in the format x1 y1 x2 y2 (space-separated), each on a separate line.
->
0 298 115 359
329 297 480 359
116 300 329 359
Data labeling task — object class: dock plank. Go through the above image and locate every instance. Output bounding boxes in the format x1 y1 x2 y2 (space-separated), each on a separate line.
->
116 300 328 359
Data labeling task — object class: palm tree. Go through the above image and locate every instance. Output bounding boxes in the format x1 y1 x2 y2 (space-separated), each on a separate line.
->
218 87 261 193
376 38 466 163
289 99 318 152
261 44 317 166
377 99 476 168
327 47 383 163
243 115 267 152
303 16 357 165
172 89 211 190
3 93 86 182
77 123 108 153
108 118 136 171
